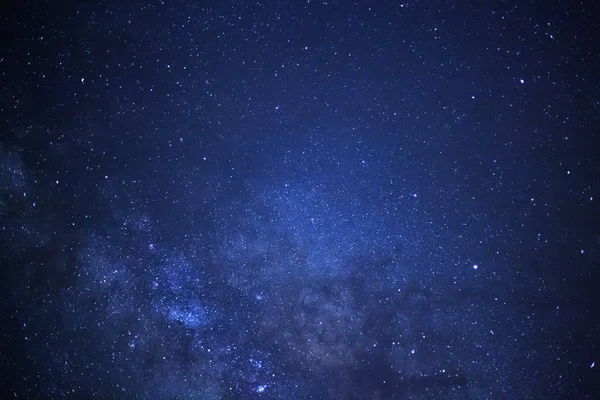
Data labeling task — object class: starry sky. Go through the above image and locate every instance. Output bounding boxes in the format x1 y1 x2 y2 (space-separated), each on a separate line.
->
1 1 599 399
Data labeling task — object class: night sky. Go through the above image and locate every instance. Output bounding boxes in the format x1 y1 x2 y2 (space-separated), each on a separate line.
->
1 1 599 399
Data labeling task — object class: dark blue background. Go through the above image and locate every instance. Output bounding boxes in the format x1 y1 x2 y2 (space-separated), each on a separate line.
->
1 0 599 398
